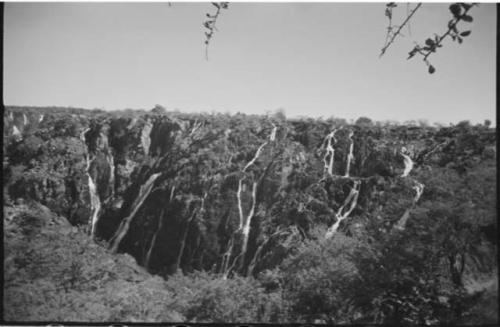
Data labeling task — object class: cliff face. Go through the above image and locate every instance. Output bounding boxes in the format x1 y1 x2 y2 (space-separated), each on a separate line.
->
3 106 497 284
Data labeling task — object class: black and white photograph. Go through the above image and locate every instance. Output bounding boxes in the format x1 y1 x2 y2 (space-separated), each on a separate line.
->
3 1 497 324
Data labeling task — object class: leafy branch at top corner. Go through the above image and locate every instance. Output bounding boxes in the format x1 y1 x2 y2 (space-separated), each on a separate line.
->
407 3 477 74
204 2 229 60
380 2 423 58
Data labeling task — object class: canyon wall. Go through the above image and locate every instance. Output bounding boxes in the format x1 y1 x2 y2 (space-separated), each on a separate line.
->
4 106 496 283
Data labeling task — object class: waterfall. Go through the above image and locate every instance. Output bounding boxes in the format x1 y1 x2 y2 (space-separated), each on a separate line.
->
95 128 115 201
127 117 138 129
109 173 161 253
401 147 414 177
175 195 204 272
87 173 101 237
39 114 44 123
80 127 90 143
189 120 203 136
12 126 22 138
8 111 13 121
221 236 235 279
325 180 361 238
144 185 179 268
394 210 411 231
247 242 265 277
412 181 424 203
270 123 277 141
323 129 338 176
394 180 425 231
80 127 102 238
23 113 28 126
240 182 258 262
237 178 245 229
106 152 115 199
170 185 176 201
141 120 153 155
344 130 354 177
243 142 268 172
222 127 272 277
145 209 164 269
238 139 268 257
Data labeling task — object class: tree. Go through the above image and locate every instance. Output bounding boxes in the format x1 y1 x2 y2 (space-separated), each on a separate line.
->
355 117 373 127
151 104 168 115
202 2 477 73
381 2 477 74
280 234 368 323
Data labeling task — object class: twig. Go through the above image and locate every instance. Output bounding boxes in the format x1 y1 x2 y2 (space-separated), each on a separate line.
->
380 3 422 57
422 5 475 62
407 3 477 73
204 2 229 60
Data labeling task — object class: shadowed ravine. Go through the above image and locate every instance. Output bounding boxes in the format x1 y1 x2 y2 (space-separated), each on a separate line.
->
3 106 497 324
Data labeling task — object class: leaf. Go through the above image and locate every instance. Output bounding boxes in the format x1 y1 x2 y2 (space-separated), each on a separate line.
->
212 2 220 9
462 15 473 22
428 65 436 74
385 8 392 19
425 38 435 47
460 3 472 11
449 3 462 17
460 30 471 37
457 37 463 44
407 50 416 60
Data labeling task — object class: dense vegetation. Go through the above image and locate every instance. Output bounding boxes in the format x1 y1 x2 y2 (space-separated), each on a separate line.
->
3 106 497 324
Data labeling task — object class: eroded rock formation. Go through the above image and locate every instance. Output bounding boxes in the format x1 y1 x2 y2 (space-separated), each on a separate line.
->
3 106 496 284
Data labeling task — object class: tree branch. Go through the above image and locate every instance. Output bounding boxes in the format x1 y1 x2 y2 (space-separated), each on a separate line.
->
204 2 229 60
380 3 423 57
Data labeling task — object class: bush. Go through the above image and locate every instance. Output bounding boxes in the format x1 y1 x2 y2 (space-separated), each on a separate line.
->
164 271 283 323
279 234 366 323
3 203 183 322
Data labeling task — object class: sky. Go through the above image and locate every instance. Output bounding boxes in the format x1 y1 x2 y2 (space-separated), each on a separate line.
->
3 2 496 125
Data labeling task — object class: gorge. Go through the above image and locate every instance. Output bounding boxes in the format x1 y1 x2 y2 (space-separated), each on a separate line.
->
3 106 497 324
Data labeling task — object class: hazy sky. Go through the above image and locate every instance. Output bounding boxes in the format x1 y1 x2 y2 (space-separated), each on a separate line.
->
4 2 496 124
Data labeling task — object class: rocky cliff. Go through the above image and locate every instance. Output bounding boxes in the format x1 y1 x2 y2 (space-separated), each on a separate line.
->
3 106 497 323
